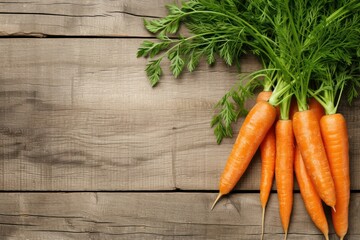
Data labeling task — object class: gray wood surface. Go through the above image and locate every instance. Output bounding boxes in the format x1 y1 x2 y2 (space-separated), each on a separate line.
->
1 39 359 191
0 38 263 191
0 192 358 240
0 0 178 37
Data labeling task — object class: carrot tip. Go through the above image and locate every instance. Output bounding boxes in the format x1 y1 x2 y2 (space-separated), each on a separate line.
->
261 206 266 240
210 193 223 210
324 234 329 240
339 237 344 240
332 206 336 212
284 230 288 240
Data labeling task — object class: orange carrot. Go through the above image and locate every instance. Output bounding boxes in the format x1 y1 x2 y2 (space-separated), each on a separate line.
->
308 98 325 122
257 91 273 102
289 97 298 120
256 92 276 239
291 97 323 120
257 91 281 117
320 114 350 240
293 110 336 208
275 119 294 239
211 101 277 209
294 146 329 239
259 125 275 208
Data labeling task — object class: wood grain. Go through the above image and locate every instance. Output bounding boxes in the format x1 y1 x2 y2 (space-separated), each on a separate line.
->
0 0 179 37
0 192 358 240
0 39 359 191
0 38 262 191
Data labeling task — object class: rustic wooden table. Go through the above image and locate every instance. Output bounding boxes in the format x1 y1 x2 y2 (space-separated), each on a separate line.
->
0 1 359 239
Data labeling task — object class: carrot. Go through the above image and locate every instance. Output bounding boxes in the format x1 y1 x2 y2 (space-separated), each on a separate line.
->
256 92 276 239
294 146 329 239
257 91 273 102
275 119 294 239
289 97 298 120
290 97 323 120
290 99 329 238
257 91 281 117
292 110 336 208
211 101 277 209
320 114 350 240
308 97 325 122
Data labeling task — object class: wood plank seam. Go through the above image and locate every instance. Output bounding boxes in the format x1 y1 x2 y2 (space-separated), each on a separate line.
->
0 11 159 19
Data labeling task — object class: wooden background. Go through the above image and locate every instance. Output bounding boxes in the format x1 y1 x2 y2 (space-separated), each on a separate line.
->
0 1 359 239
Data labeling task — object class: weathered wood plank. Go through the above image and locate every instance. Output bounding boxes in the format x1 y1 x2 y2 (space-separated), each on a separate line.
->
1 39 359 191
0 192 359 240
0 0 177 37
0 38 261 191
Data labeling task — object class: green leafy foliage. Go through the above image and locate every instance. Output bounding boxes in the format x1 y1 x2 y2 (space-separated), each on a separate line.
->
344 61 360 105
168 47 185 78
346 80 360 105
137 40 170 58
145 59 163 87
143 15 181 35
138 0 360 141
211 92 247 144
211 75 262 143
137 0 267 87
187 49 202 72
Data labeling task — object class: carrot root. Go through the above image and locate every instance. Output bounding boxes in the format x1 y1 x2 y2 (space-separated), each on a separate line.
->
211 193 223 210
294 146 329 237
320 114 350 239
259 125 276 209
257 92 276 240
332 206 336 213
275 120 294 235
217 101 276 205
284 231 288 240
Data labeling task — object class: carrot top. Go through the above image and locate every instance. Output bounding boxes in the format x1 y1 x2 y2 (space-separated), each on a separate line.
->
310 61 360 115
138 0 360 139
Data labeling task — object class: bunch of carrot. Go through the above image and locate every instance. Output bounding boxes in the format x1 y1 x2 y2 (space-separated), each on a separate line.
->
206 1 358 239
211 92 349 240
138 0 359 239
